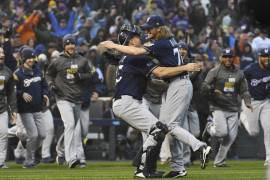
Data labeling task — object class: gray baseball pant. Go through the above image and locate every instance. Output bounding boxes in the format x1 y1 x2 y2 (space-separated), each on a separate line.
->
142 98 173 164
56 100 81 164
20 112 46 164
0 111 8 165
207 110 238 165
41 109 54 159
113 95 157 142
182 110 200 164
56 132 65 158
241 99 270 165
141 78 205 170
80 108 90 138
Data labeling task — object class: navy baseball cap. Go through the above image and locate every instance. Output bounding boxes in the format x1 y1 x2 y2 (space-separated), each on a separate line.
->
63 34 76 47
21 48 36 62
221 48 233 57
178 41 188 50
259 48 270 56
141 15 165 30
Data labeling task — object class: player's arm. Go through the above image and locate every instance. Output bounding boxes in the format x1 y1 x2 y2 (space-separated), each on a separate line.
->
99 41 148 56
239 72 252 110
152 63 201 78
200 68 218 96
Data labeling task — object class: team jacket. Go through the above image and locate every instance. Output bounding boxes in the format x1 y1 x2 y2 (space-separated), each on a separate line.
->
114 55 157 100
0 65 17 114
201 64 251 112
46 52 91 103
244 63 270 100
14 65 48 113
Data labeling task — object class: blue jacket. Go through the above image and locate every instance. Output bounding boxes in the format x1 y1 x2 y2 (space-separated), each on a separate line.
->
14 66 48 113
49 11 76 37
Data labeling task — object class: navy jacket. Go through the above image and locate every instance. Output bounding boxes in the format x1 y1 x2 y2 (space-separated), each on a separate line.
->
14 66 48 113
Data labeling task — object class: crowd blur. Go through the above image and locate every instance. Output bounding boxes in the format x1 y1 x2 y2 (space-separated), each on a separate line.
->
1 0 270 91
0 0 270 164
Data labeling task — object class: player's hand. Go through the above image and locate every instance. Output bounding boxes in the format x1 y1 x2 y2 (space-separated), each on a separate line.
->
43 95 50 107
22 92 32 102
91 92 99 101
214 89 223 96
99 41 116 50
246 104 253 112
184 63 201 72
10 112 17 125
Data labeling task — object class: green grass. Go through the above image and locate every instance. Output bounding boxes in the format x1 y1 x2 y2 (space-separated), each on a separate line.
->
0 160 267 180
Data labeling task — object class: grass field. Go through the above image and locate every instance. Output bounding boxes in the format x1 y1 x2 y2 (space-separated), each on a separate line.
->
0 160 267 180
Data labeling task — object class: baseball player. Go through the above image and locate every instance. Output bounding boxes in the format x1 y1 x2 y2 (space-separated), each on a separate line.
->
241 48 270 166
13 48 49 168
100 18 211 178
0 47 17 168
46 34 92 168
201 48 252 167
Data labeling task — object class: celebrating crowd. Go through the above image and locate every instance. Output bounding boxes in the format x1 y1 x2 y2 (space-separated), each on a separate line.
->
0 0 270 178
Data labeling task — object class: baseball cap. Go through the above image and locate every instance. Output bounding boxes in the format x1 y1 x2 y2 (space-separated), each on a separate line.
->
141 15 165 30
221 48 233 57
63 34 75 47
21 48 36 62
259 48 270 56
77 37 89 46
178 41 188 50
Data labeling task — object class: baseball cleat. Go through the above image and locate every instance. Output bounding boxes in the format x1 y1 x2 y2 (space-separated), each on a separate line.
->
69 159 80 168
41 157 55 163
22 163 36 169
200 146 212 169
214 163 230 168
0 164 8 169
134 169 145 178
163 170 187 178
56 156 65 165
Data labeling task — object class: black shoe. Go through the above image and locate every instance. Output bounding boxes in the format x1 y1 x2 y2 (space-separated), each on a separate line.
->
214 163 230 168
69 159 80 168
41 157 55 163
200 146 212 169
163 170 187 178
134 169 164 178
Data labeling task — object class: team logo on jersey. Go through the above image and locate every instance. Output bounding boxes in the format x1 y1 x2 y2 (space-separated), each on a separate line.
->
23 76 41 87
250 76 270 86
0 75 5 90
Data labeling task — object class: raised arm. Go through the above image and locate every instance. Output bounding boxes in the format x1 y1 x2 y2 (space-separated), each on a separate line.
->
99 41 148 56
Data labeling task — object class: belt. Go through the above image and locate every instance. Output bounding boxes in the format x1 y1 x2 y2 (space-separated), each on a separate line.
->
166 74 189 83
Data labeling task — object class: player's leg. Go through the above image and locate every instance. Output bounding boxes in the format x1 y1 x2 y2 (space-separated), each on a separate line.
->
14 141 26 164
75 118 86 168
0 111 9 168
240 100 261 136
20 113 39 167
214 112 238 166
56 100 80 168
113 96 164 177
112 95 157 136
41 109 55 163
259 100 270 166
80 108 90 139
55 132 65 165
160 79 210 169
159 134 171 164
